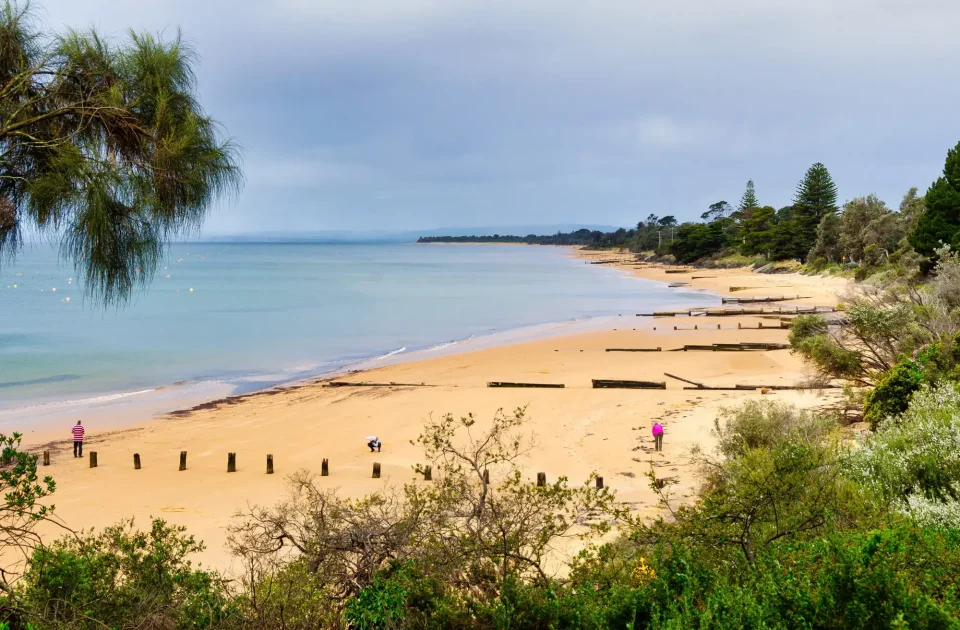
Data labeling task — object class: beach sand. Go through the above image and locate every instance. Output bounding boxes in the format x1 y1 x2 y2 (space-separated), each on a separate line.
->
20 251 850 573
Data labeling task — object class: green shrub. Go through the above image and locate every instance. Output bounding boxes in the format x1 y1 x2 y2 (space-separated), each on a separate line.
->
714 399 834 459
863 362 923 429
20 519 236 630
850 383 960 524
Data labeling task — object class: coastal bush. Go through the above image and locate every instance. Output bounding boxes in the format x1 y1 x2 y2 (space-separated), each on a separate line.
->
0 433 56 594
850 383 960 526
640 436 857 567
228 408 622 623
862 345 944 428
18 519 237 629
713 399 834 459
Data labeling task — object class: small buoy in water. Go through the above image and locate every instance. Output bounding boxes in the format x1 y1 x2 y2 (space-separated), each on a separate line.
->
165 274 171 278
52 287 56 292
12 284 16 288
189 288 194 292
65 297 71 302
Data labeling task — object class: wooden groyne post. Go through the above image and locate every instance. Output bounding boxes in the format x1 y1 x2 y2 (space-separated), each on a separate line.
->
596 476 604 489
266 454 274 475
227 452 236 473
42 451 50 466
483 469 490 485
133 453 141 470
423 465 432 481
537 472 546 487
89 452 97 468
373 462 381 478
321 458 329 476
179 451 187 471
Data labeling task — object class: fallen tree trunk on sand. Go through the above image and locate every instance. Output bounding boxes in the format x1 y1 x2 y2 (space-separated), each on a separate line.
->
664 372 705 388
592 379 666 389
487 382 565 388
663 372 839 391
605 348 662 352
326 381 437 388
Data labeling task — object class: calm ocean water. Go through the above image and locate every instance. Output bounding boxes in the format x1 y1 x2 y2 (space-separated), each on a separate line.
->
0 243 713 425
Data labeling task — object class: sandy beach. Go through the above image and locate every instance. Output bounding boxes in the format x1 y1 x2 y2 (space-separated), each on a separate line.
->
20 249 850 573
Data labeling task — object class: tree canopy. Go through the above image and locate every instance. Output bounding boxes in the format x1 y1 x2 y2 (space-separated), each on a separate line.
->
0 2 242 305
792 163 839 259
910 141 960 261
738 179 758 213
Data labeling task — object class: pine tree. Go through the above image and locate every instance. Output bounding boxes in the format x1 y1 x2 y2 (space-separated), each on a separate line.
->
909 142 960 263
793 163 839 261
738 180 759 212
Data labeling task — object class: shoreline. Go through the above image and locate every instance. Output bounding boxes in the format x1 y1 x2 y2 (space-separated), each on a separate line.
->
6 247 718 434
17 249 850 573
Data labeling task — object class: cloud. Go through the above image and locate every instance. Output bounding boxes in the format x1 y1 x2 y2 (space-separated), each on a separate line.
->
28 0 960 233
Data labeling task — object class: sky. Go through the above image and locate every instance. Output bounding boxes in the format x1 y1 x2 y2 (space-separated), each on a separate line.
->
34 0 960 235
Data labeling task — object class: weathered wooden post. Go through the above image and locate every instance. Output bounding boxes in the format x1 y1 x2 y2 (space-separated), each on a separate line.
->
227 452 236 473
42 451 50 466
373 462 381 478
89 452 98 468
595 476 604 489
179 451 187 471
134 453 141 470
537 472 546 487
483 469 490 485
738 322 742 329
423 465 432 481
266 454 274 475
321 458 329 476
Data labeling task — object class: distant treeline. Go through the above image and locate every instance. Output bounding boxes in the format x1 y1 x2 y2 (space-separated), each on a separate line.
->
417 226 667 248
418 146 960 274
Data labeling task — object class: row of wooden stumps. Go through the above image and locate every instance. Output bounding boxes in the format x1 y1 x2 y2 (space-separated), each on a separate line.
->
46 450 278 474
41 453 607 488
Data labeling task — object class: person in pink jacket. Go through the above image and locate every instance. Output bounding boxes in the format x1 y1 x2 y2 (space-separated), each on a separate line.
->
652 422 664 452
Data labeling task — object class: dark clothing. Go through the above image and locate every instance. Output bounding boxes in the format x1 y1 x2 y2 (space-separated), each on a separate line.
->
654 434 663 452
73 440 83 457
368 440 381 453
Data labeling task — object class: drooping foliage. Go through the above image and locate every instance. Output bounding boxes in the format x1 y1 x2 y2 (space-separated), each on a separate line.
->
0 2 242 305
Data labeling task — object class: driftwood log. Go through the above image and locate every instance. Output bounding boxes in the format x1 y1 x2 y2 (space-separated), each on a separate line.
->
592 379 666 390
487 382 565 388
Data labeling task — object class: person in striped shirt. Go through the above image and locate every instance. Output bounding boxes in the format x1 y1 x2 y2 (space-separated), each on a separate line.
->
72 420 85 457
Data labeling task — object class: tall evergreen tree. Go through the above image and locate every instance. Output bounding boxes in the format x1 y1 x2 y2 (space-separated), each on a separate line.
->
793 163 839 261
738 180 759 212
909 141 960 262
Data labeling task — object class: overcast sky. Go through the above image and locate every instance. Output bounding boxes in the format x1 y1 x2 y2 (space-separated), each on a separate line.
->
35 0 960 235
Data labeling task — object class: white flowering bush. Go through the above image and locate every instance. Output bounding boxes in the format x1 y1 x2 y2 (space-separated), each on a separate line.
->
847 383 960 525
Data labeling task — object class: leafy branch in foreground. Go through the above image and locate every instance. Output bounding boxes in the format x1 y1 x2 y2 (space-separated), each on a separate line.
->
227 408 621 627
0 1 242 305
0 432 58 592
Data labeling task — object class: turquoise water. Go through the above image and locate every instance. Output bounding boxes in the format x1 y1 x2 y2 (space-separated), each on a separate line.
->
0 243 712 423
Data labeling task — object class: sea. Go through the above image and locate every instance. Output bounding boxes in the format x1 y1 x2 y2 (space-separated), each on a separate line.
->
0 243 714 428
